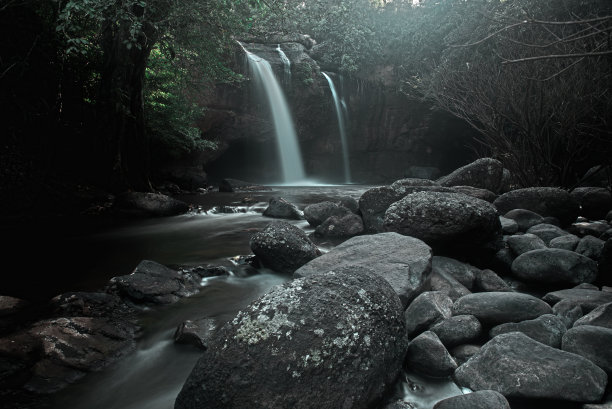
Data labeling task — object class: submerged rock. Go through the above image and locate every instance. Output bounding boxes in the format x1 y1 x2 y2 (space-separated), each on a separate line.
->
454 332 607 402
113 192 189 217
294 232 432 307
250 221 320 274
174 270 408 409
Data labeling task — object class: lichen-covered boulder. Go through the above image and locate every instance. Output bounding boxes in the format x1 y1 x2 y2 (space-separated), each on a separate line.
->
383 191 501 252
437 158 503 192
294 233 432 307
494 188 579 226
250 221 320 274
511 249 598 285
174 270 408 409
454 332 607 402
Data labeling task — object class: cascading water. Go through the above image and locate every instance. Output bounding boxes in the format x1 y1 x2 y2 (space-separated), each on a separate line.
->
276 44 291 85
322 72 351 183
240 43 306 184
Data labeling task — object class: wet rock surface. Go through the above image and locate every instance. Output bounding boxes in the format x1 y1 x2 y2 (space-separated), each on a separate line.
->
113 192 190 217
489 314 567 348
452 292 553 325
511 248 598 285
262 197 303 220
175 270 408 409
295 233 432 307
433 390 511 409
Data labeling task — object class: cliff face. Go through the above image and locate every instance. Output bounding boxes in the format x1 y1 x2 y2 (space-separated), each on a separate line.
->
197 40 477 185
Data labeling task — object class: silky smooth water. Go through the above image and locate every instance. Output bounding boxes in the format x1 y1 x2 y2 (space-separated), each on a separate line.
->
244 47 306 183
322 72 351 183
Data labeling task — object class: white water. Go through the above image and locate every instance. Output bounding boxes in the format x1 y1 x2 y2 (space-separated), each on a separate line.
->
242 44 306 184
276 44 291 84
322 72 351 183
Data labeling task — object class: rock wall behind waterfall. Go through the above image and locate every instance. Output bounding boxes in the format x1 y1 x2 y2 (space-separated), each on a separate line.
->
196 40 478 184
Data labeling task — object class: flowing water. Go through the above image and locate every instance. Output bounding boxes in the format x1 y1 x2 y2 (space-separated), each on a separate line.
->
322 72 352 183
276 43 291 85
243 45 306 183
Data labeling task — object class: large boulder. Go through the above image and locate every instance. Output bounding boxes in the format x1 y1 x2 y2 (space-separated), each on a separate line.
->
452 292 552 326
437 158 503 192
383 191 502 253
174 270 408 409
563 325 612 373
250 221 320 274
450 186 498 203
113 192 189 217
494 188 580 226
454 332 607 402
511 249 598 285
294 233 432 307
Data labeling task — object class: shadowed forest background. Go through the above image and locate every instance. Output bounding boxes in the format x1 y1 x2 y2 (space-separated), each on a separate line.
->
1 0 611 217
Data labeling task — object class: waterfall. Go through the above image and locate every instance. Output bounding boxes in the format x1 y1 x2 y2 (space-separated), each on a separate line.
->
322 72 351 183
240 43 306 184
276 44 291 85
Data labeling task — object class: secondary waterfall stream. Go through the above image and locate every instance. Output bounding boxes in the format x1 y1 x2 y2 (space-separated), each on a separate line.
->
242 43 306 184
322 72 352 183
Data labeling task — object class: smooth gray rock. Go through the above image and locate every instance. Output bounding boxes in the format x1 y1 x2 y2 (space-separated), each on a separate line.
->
174 270 407 409
526 223 569 245
451 344 481 366
295 233 432 307
430 271 472 301
499 216 518 234
574 302 612 329
391 178 439 189
174 318 217 350
432 256 478 290
404 291 453 338
506 233 547 256
503 209 544 232
489 314 567 348
452 292 552 325
250 221 320 274
576 235 605 260
437 158 503 192
570 221 611 237
314 212 364 238
430 315 483 348
262 197 303 220
550 234 581 251
474 269 513 293
433 390 510 409
494 187 579 226
553 299 584 328
511 248 598 285
563 325 612 373
543 289 612 313
454 332 607 402
384 191 501 251
405 331 457 377
304 201 352 227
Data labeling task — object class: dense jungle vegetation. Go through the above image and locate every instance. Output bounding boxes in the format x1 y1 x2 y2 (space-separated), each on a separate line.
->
1 0 611 211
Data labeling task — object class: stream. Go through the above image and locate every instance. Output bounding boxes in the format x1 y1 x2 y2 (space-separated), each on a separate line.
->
6 184 468 409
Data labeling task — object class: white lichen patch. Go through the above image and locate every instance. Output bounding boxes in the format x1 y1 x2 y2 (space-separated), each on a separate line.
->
314 329 325 336
234 311 295 345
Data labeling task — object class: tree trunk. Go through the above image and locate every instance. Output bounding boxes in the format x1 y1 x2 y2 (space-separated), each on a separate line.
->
97 11 156 193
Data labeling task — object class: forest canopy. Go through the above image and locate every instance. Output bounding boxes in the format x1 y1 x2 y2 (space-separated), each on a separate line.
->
1 0 611 195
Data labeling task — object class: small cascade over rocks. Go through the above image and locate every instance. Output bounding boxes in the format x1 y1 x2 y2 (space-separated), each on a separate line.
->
239 42 306 184
276 44 291 84
322 72 351 183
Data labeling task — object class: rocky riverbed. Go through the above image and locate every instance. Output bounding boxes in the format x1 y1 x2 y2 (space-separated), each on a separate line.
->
2 158 612 409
